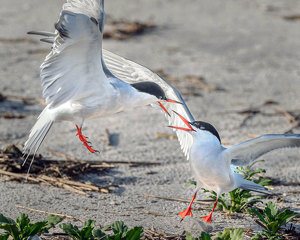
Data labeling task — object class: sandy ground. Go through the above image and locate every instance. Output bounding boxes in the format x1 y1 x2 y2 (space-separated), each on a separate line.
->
0 0 300 237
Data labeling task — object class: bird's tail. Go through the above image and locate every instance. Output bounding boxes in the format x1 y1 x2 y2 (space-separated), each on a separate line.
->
23 107 53 169
234 173 272 195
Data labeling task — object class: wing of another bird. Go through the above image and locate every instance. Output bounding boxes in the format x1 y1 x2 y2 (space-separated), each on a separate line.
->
103 49 195 159
224 134 300 166
39 0 113 108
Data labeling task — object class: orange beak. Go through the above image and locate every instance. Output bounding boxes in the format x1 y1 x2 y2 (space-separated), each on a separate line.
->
157 98 182 117
168 111 196 132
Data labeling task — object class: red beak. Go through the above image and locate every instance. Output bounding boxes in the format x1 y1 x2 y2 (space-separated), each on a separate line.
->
163 99 183 104
158 99 183 117
168 111 195 132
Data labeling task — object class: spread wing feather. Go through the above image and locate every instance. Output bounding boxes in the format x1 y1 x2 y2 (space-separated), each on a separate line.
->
103 49 195 159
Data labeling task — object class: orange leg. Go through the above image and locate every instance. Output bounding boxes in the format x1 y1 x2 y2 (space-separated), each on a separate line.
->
201 199 218 223
75 125 99 153
177 192 197 220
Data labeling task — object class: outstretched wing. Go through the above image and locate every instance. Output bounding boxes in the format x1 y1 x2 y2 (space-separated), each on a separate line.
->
103 50 195 159
224 134 300 166
40 0 112 108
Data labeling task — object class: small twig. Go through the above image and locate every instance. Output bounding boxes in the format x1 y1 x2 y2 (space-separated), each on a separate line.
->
156 132 177 140
15 204 84 222
247 134 260 139
0 169 40 183
104 129 112 146
144 193 212 205
278 109 297 124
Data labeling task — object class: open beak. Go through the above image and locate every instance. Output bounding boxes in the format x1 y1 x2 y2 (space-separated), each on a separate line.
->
168 111 195 132
163 98 183 105
158 98 183 117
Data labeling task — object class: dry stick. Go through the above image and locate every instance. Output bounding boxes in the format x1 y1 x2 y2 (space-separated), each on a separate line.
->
39 175 109 194
15 204 84 222
104 128 112 146
0 169 41 183
278 109 300 133
278 109 297 124
156 132 177 140
144 193 212 205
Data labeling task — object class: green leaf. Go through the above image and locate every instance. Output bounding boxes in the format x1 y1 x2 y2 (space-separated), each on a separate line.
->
276 209 298 226
26 222 47 237
265 202 278 219
215 228 231 240
16 214 30 233
0 214 16 225
111 221 127 236
0 233 9 240
185 231 195 240
186 180 197 186
230 229 244 240
251 232 263 240
125 226 143 240
246 208 267 225
44 215 63 231
199 232 212 240
92 229 106 238
59 223 80 240
0 223 20 240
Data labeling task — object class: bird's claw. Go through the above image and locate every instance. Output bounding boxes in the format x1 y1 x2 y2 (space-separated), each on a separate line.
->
75 125 99 154
201 214 213 223
177 207 193 221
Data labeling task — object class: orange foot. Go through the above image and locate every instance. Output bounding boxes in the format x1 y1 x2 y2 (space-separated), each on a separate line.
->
178 207 193 220
201 214 213 223
76 125 99 153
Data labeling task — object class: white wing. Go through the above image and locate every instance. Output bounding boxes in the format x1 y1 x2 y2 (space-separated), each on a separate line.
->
103 50 195 159
41 0 113 108
224 134 300 166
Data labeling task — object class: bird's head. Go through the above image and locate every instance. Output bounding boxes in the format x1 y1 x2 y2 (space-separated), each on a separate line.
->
130 81 182 115
169 111 221 143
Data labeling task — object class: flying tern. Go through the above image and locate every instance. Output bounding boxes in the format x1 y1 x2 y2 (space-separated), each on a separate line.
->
24 0 181 163
167 111 300 223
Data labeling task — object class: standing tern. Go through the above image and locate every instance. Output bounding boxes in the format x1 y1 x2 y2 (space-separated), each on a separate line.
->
168 111 300 223
24 0 181 162
82 31 300 223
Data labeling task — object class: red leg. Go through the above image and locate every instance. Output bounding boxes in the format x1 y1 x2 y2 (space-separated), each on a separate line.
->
177 192 197 220
75 125 99 153
201 199 218 223
76 125 88 142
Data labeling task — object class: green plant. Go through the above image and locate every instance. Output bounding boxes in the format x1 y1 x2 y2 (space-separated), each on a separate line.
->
0 213 62 240
247 201 298 239
185 228 244 240
0 233 9 240
215 228 244 240
187 160 272 213
60 220 143 240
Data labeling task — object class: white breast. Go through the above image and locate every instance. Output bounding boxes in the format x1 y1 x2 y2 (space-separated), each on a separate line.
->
189 131 234 193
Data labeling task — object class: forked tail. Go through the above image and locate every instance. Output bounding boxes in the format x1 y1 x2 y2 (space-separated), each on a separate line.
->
23 107 53 168
233 172 272 195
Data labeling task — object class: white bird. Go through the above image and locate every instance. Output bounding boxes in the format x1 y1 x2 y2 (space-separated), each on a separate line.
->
24 0 181 163
167 111 300 223
76 29 300 223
